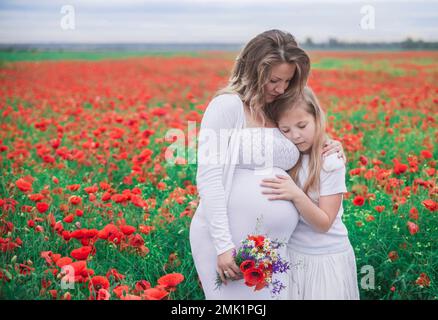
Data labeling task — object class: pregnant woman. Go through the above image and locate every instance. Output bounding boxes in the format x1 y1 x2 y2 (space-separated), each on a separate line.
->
189 30 343 300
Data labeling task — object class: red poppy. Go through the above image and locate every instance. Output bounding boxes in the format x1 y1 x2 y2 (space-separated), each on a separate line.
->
353 195 365 206
157 273 184 291
142 288 169 300
248 235 265 248
69 196 82 205
120 225 136 235
16 178 32 193
49 290 57 299
407 221 419 235
56 257 73 268
243 267 266 290
374 205 385 213
66 184 81 192
388 251 399 261
63 214 74 223
113 285 130 298
134 280 151 293
420 150 432 159
415 273 430 287
422 199 437 212
36 202 49 213
67 261 87 275
129 234 144 248
240 260 255 273
393 159 408 175
139 225 155 235
409 207 419 220
28 194 44 202
71 246 92 260
106 268 125 282
97 289 110 300
88 276 110 294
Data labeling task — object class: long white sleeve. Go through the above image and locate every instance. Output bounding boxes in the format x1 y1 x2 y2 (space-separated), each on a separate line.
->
196 94 242 256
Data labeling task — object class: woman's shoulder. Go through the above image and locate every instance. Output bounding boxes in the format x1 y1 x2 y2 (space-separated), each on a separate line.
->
205 93 243 120
209 93 243 109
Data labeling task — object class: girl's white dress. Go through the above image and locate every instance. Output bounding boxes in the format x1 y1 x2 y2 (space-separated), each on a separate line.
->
189 94 300 300
287 154 360 300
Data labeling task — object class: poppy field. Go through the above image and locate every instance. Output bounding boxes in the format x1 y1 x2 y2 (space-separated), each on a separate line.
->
0 50 437 300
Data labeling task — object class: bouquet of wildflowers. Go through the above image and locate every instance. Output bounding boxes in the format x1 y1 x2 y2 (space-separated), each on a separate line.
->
215 234 290 297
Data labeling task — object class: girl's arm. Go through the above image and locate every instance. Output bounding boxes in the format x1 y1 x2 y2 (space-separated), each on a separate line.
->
288 190 342 233
260 165 346 233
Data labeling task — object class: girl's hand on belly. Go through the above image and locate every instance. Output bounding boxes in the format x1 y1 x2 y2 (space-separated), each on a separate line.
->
260 174 304 201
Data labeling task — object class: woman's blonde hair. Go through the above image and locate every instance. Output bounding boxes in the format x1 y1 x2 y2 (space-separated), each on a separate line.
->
272 86 328 196
216 29 311 127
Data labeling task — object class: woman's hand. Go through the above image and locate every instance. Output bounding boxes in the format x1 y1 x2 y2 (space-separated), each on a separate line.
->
217 249 242 285
260 174 303 201
322 139 347 163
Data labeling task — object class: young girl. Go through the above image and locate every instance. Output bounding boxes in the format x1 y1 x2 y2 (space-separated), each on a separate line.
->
260 86 360 300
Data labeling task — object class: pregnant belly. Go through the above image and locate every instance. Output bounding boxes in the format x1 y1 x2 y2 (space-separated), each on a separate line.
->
227 167 299 244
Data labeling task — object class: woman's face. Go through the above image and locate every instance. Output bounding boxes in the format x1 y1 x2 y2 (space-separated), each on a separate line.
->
264 62 296 103
278 105 316 154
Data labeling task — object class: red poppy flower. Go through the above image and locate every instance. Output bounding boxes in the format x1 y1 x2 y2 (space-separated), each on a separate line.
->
71 246 92 260
142 288 169 300
388 251 399 261
56 257 73 268
134 280 151 293
407 221 419 235
420 150 432 159
28 194 44 202
415 273 430 287
374 205 385 213
243 267 265 289
113 285 130 298
393 159 408 175
106 268 125 282
409 207 419 220
36 202 49 213
120 225 136 235
16 178 32 193
88 276 110 294
63 214 74 223
97 289 110 300
422 199 437 212
353 195 365 206
139 225 155 235
157 273 184 291
240 260 255 273
67 261 87 275
248 235 265 248
69 196 82 205
129 234 144 247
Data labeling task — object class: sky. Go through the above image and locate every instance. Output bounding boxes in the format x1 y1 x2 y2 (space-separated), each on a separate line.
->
0 0 437 43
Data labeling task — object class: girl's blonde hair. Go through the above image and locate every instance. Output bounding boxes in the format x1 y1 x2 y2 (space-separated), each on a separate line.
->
271 86 328 196
216 29 311 127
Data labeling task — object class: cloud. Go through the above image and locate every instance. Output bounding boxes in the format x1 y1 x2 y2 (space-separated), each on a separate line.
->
0 0 437 43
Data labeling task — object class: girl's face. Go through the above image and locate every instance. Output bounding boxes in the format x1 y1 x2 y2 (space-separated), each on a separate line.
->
264 62 296 104
278 105 316 154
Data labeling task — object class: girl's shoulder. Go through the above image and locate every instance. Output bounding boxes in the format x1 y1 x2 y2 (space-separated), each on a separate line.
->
322 153 345 173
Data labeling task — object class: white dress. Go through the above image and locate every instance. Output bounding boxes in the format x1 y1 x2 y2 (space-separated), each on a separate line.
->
287 154 360 300
189 94 300 300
